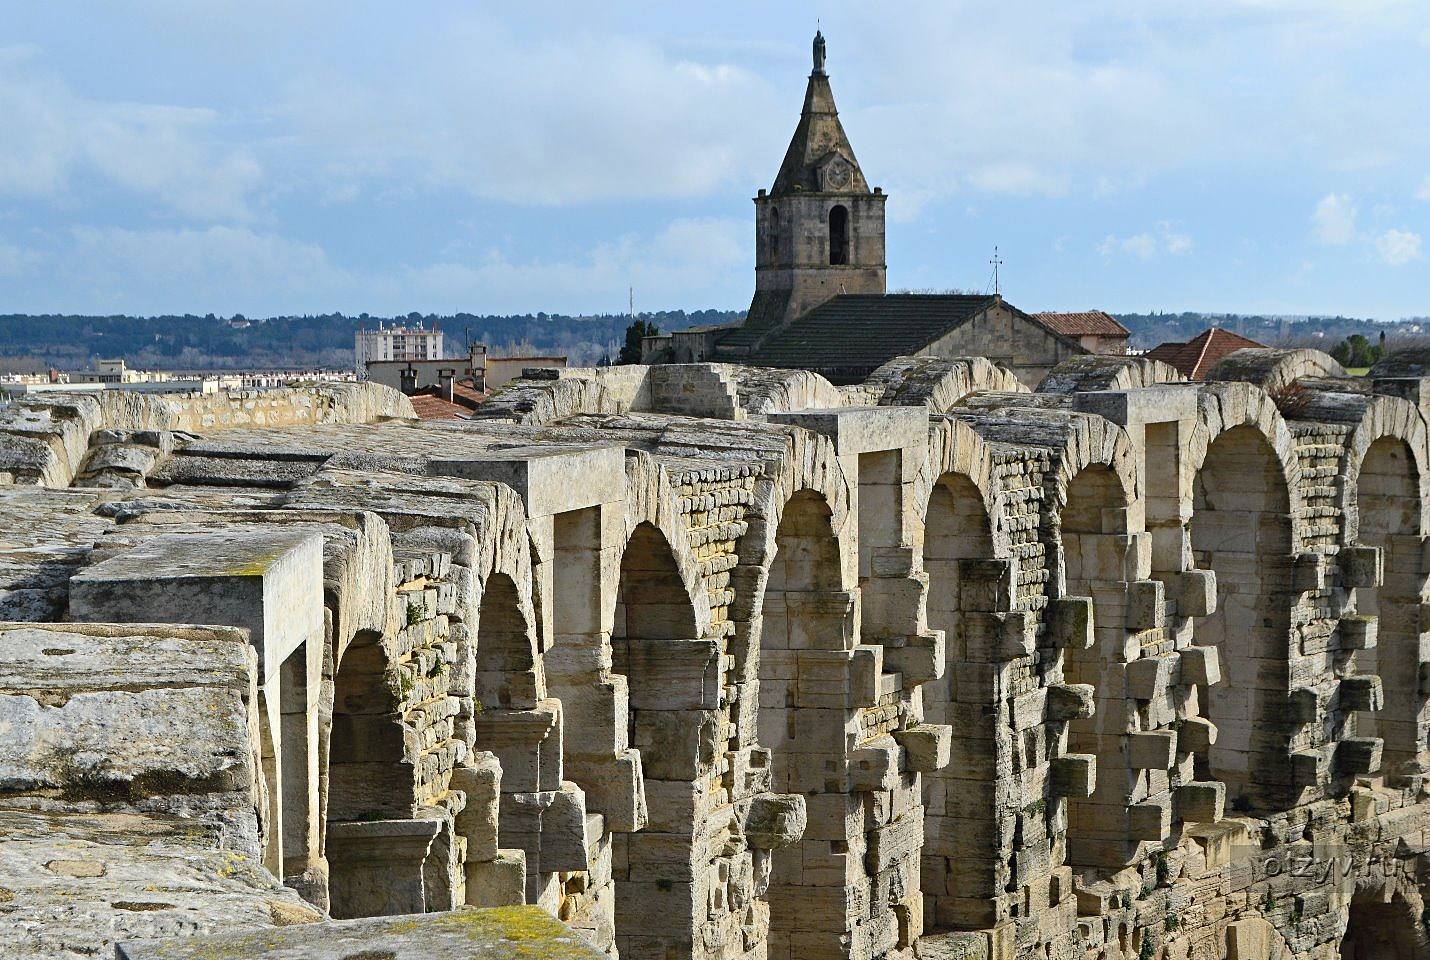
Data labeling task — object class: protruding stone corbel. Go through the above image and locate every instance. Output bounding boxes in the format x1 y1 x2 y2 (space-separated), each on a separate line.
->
1179 645 1221 686
1126 654 1177 701
847 738 901 792
1047 596 1094 649
1293 552 1326 593
1129 799 1170 840
893 723 953 772
1050 754 1097 798
742 793 807 850
1339 615 1378 650
1338 675 1384 713
1289 687 1319 723
1170 569 1217 618
1291 748 1325 788
1335 737 1383 776
1046 683 1095 721
1339 545 1384 589
1128 730 1177 770
1126 580 1166 630
998 609 1036 660
881 629 944 685
1179 716 1218 751
1176 781 1226 823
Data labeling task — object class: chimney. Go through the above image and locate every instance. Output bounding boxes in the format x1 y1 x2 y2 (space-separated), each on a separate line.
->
439 371 455 404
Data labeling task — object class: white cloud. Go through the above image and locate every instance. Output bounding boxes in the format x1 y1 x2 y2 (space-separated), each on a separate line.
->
1098 222 1193 260
1416 176 1430 201
0 47 260 220
1311 193 1359 244
1375 228 1423 266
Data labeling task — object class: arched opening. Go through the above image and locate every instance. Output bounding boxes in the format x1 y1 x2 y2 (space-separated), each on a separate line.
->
1342 890 1429 959
1355 437 1425 777
769 207 782 263
1189 425 1294 810
760 490 850 960
609 522 705 959
828 205 849 265
920 473 998 930
474 573 538 712
1060 465 1133 870
325 633 418 919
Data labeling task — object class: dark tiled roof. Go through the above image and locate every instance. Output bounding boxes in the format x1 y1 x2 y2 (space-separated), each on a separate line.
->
741 293 999 379
1144 327 1267 381
1033 311 1130 338
717 290 793 352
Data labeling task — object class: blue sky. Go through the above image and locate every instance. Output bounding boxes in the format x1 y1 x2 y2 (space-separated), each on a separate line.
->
1 1 1427 318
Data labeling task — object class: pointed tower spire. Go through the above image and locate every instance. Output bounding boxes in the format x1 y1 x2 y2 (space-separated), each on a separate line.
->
769 31 870 197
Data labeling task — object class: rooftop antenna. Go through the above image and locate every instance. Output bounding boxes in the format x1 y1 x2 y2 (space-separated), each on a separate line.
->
990 246 1004 297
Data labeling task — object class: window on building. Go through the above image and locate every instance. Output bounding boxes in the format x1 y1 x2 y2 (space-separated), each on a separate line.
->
828 205 849 265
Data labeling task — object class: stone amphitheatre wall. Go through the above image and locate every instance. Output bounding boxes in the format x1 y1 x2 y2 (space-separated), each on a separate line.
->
2 351 1430 960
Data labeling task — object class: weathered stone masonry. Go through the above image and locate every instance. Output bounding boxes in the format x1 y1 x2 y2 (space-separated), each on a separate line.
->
3 354 1430 959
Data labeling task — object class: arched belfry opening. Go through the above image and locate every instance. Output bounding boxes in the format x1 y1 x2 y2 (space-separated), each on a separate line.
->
1189 425 1294 810
828 205 849 265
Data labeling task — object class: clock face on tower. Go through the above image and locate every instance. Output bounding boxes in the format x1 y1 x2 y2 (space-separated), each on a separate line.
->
823 158 851 190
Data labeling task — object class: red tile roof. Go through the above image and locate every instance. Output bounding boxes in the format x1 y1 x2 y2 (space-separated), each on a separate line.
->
1032 310 1130 338
408 393 470 420
1144 327 1267 381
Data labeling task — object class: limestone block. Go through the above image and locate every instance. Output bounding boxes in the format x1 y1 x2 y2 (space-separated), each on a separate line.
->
1338 674 1383 712
1335 737 1382 776
1046 597 1094 650
326 819 441 919
1339 615 1378 650
1179 717 1218 752
574 749 646 834
849 645 883 707
118 905 607 959
769 405 929 456
1338 545 1383 588
1128 731 1177 770
1126 579 1165 630
1178 645 1221 686
1049 754 1096 798
848 737 901 792
1292 552 1325 592
862 575 928 637
1125 655 1176 700
1225 917 1275 960
622 637 721 711
742 793 806 850
470 701 561 793
465 849 527 907
1170 568 1217 618
882 629 944 685
959 559 1016 613
1185 819 1250 869
893 723 952 772
429 445 624 517
1291 749 1325 787
998 610 1036 660
867 807 924 874
1288 687 1319 724
69 528 325 685
1045 683 1095 721
1176 781 1225 823
451 753 502 863
1128 800 1170 840
499 783 590 875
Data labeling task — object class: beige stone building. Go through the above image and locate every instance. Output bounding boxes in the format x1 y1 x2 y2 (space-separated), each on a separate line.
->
2 342 1430 959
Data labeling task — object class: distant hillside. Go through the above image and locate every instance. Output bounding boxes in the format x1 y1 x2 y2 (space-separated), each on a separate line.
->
0 310 739 371
1112 311 1430 351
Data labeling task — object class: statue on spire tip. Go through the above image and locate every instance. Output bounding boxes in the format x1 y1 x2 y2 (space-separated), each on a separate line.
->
812 30 826 75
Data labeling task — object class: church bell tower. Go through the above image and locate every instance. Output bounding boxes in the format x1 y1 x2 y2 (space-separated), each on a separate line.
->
752 31 887 326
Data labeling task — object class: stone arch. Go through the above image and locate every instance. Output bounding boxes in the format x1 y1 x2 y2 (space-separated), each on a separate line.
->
1188 418 1296 810
919 469 999 929
474 572 538 711
609 520 709 959
325 628 416 919
756 486 855 960
861 355 1029 412
1352 434 1428 776
1204 347 1346 393
727 366 846 416
1058 462 1137 870
1342 876 1430 960
1035 355 1187 395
